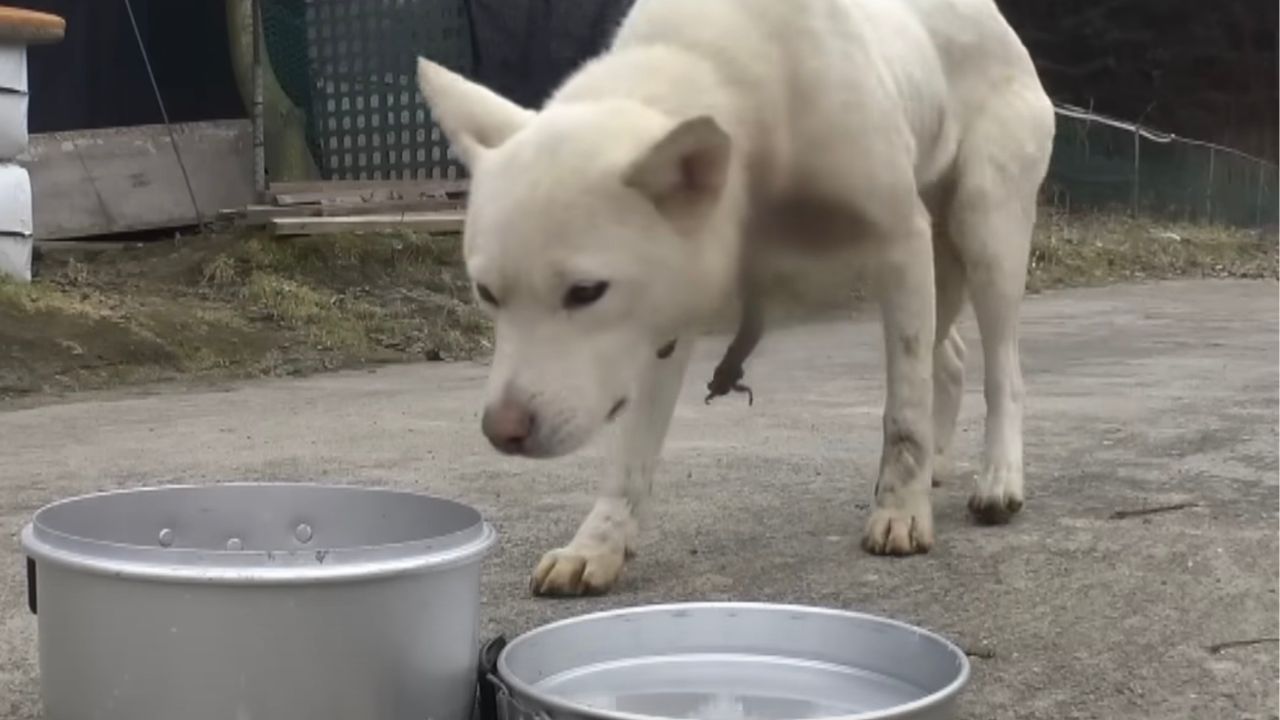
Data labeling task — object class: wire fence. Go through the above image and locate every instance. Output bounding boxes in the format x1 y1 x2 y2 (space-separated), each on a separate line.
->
1048 104 1278 228
256 0 1279 229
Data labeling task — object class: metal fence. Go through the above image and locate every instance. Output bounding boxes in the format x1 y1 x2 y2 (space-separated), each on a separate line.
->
1048 105 1278 227
258 0 1279 228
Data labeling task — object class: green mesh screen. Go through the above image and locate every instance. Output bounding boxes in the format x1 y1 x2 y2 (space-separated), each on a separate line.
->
1048 107 1278 227
261 0 473 181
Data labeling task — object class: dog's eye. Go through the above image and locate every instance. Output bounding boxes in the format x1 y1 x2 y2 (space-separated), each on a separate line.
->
563 281 609 309
475 284 499 306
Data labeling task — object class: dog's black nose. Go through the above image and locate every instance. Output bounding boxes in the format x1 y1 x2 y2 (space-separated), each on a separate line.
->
482 400 535 455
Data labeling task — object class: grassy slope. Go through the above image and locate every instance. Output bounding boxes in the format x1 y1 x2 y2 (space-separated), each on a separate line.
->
0 231 487 400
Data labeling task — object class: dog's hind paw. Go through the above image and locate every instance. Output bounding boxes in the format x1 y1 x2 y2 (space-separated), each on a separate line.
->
530 545 626 597
968 490 1024 525
968 463 1025 525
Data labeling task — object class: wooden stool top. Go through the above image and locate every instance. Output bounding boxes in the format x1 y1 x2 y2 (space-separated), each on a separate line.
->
0 6 65 45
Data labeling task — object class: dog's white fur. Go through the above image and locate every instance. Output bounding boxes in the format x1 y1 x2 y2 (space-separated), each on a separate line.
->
418 0 1055 595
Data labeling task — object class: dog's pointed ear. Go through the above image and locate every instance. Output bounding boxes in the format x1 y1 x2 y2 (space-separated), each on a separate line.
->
416 57 533 166
624 116 731 217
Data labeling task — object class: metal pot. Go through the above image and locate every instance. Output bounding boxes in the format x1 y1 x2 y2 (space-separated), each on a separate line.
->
477 602 969 720
22 483 496 720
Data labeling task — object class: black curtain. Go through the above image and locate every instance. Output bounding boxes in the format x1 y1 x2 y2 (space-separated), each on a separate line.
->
23 0 245 132
465 0 631 109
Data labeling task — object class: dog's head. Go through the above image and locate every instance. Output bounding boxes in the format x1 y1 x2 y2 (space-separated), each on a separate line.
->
417 59 739 458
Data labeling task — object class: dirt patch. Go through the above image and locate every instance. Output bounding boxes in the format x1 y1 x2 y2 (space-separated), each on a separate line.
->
0 211 1274 403
0 229 487 401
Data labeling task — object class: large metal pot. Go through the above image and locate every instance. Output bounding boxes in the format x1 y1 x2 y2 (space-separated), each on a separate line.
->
479 602 970 720
21 483 496 720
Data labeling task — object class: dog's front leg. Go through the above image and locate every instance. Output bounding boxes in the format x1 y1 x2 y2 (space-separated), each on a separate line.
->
531 338 693 596
862 206 937 555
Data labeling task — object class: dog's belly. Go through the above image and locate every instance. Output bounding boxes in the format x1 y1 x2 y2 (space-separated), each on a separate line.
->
737 193 883 318
747 193 877 255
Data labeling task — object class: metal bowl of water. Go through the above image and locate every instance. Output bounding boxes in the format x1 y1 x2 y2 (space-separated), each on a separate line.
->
485 602 969 720
22 482 496 720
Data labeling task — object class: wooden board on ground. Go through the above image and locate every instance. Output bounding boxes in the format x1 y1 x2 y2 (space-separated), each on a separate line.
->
269 211 465 236
267 179 468 207
233 198 464 226
35 239 146 253
267 179 468 194
272 188 463 207
23 120 255 240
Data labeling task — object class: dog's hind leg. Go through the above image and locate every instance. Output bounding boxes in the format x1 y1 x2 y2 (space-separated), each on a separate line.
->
931 235 968 486
530 338 694 596
947 96 1052 523
950 190 1033 524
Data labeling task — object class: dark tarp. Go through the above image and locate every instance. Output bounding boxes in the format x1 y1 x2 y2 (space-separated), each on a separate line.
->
464 0 631 109
20 0 245 133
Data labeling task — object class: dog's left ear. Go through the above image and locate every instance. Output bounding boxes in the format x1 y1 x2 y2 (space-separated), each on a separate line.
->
624 115 731 223
416 58 533 166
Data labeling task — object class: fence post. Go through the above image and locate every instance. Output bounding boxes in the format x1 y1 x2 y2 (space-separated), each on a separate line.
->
1205 148 1214 225
1257 161 1266 227
1131 127 1140 217
251 0 267 200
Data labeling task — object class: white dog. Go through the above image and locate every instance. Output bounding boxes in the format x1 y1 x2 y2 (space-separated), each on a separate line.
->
417 0 1055 596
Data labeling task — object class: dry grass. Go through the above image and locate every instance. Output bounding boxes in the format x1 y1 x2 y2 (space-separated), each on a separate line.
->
0 229 487 400
1026 210 1276 291
755 209 1277 325
0 210 1273 401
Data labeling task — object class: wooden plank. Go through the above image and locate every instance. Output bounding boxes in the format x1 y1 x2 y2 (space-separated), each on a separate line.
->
35 239 147 253
240 205 306 224
314 198 464 214
270 182 468 207
235 198 465 226
272 185 468 207
22 120 255 240
269 211 465 236
267 178 467 201
268 178 468 193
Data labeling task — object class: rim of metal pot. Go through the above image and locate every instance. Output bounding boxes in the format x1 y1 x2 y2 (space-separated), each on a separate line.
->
495 601 971 720
20 483 497 585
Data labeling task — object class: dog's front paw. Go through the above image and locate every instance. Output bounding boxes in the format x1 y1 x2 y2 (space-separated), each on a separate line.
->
530 544 626 597
861 501 935 556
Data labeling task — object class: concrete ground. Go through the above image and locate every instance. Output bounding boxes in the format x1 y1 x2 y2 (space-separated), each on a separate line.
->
0 279 1276 719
